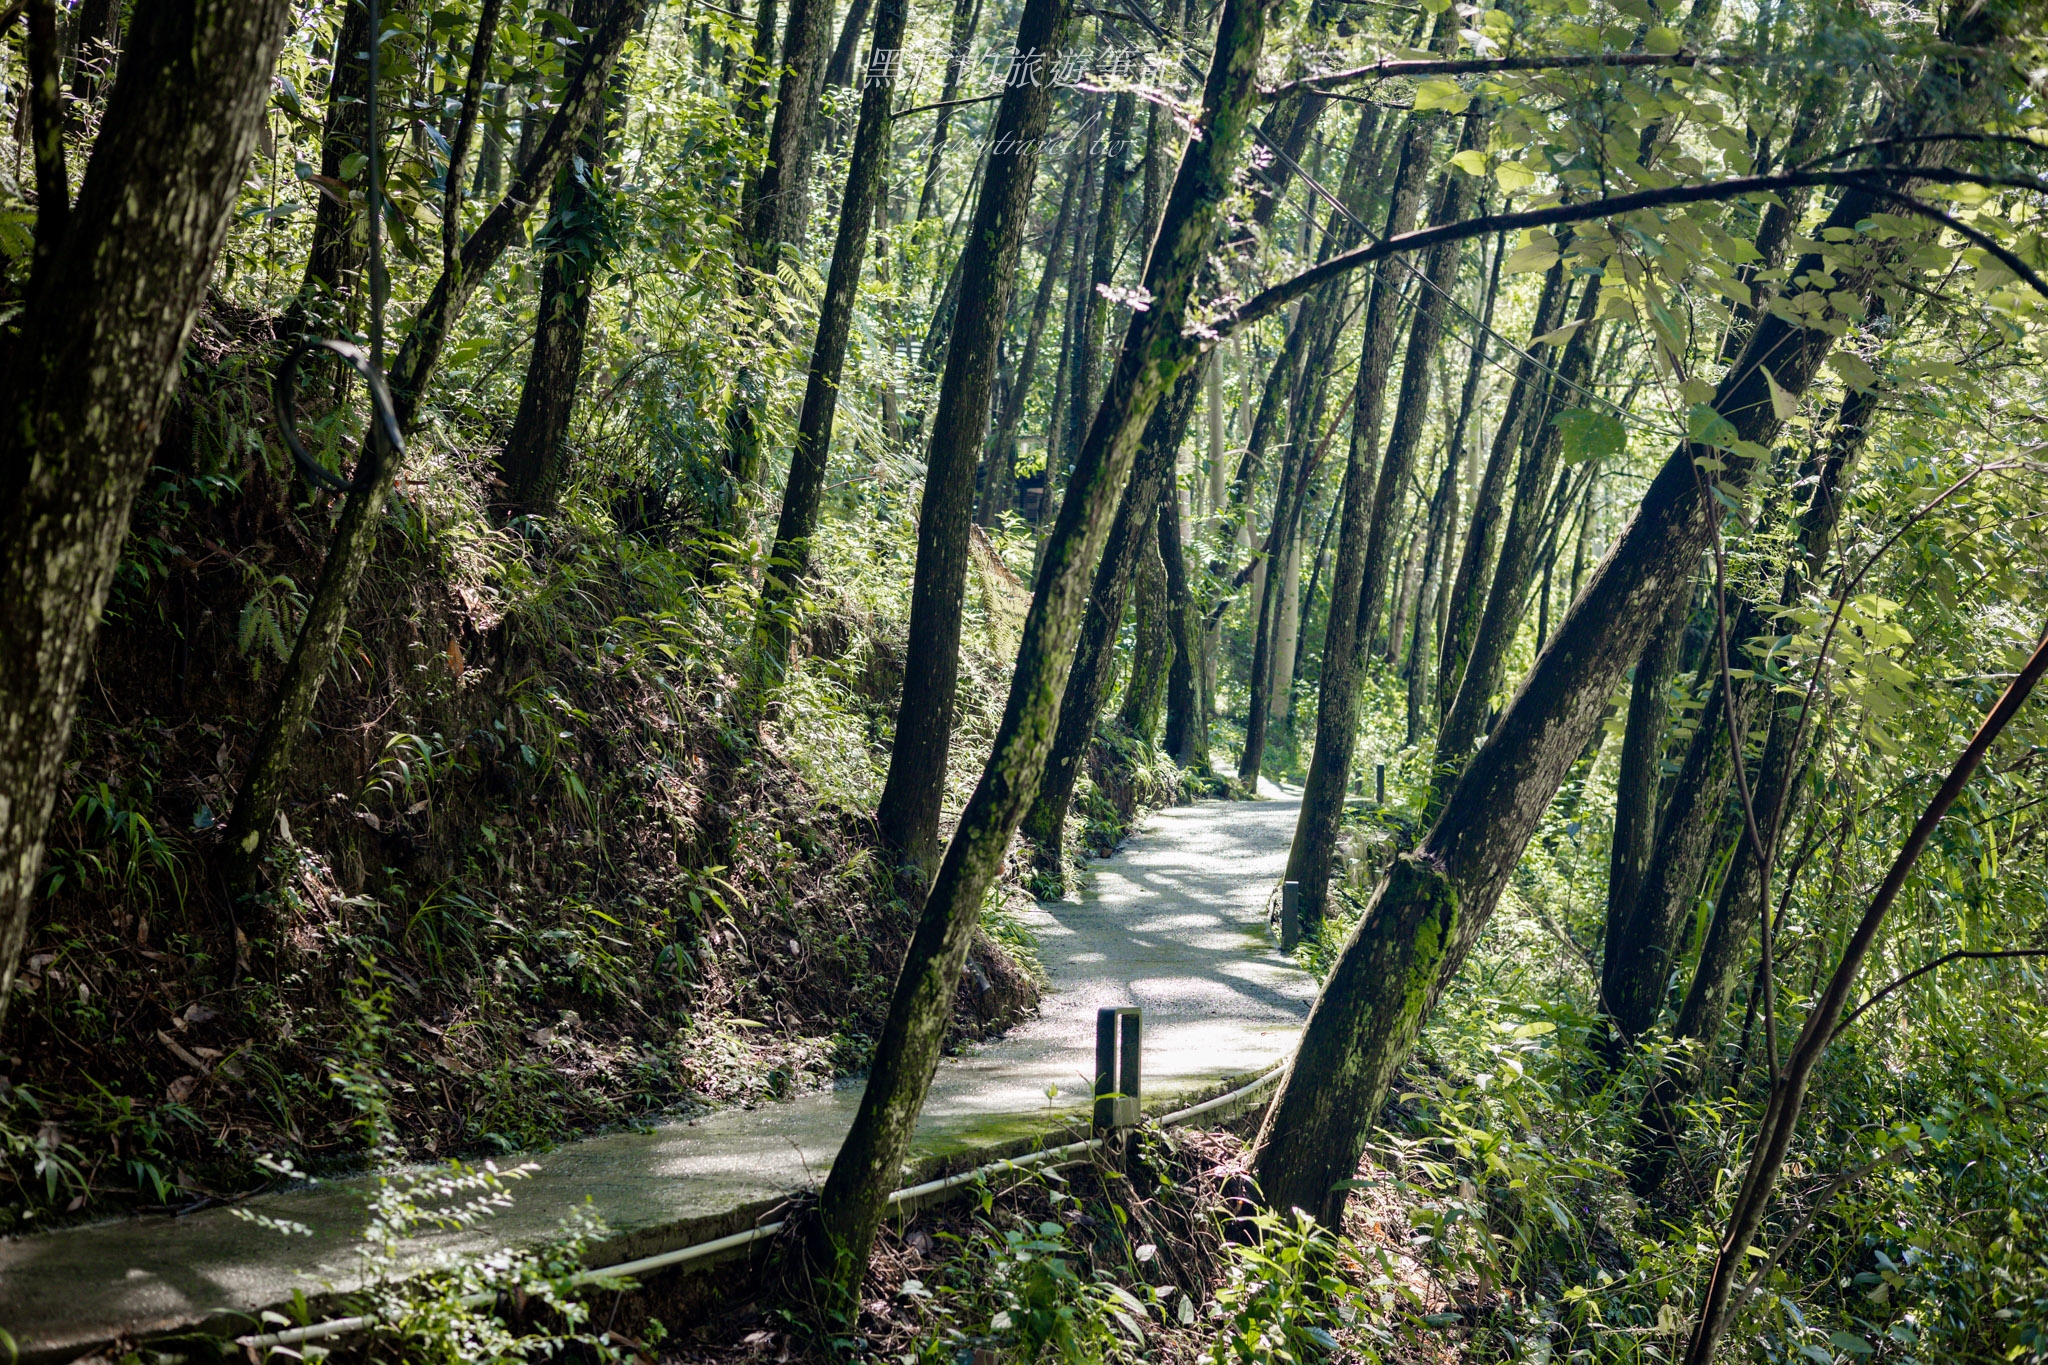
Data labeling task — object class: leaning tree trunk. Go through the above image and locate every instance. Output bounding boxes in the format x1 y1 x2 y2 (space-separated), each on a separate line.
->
811 0 1275 1304
914 0 982 221
499 48 629 513
1278 69 1456 928
754 0 908 668
1019 364 1203 884
1629 379 1879 1193
870 0 1074 886
0 0 295 1019
1248 86 1960 1222
222 0 646 903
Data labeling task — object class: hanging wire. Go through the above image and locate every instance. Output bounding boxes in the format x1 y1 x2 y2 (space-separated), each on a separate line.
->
275 0 406 494
1107 0 1685 439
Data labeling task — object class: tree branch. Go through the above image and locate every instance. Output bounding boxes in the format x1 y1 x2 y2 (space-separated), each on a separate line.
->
1830 946 2048 1042
1202 164 2048 344
442 0 505 269
1262 49 1710 100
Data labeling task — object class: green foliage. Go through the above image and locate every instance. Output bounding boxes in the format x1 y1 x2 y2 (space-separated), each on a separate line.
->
1206 1209 1362 1363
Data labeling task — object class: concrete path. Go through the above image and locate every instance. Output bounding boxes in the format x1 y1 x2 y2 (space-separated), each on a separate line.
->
0 788 1314 1358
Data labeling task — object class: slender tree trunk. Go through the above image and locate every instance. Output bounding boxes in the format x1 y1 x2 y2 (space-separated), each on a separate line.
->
1404 454 1455 745
1021 364 1203 878
500 46 627 514
1249 88 1956 1222
1120 511 1172 740
980 154 1079 524
751 0 908 669
222 0 645 901
1270 523 1302 724
1281 77 1463 925
1603 587 1691 1001
915 0 982 221
0 0 294 1019
290 0 378 333
744 0 832 261
812 0 1274 1303
1161 417 1211 770
871 0 1073 885
1435 257 1568 716
1436 274 1604 787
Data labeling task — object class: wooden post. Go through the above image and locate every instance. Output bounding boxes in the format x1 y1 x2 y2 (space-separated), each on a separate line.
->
1281 879 1300 953
1094 1006 1142 1131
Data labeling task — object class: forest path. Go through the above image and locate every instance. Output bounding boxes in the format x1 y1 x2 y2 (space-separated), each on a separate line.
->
0 787 1314 1358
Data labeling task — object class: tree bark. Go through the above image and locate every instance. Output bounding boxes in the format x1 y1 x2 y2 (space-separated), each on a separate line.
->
1161 434 1211 770
1249 107 1942 1225
744 0 833 263
500 29 626 514
1020 363 1203 880
1120 510 1172 740
980 153 1080 525
1435 259 1569 716
1602 586 1692 1002
1281 78 1461 927
915 0 983 222
290 0 377 333
754 0 908 665
812 0 1274 1304
871 0 1074 884
222 0 646 901
0 0 294 1019
1436 273 1604 787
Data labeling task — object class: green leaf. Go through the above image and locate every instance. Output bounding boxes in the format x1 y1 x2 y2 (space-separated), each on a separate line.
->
1766 365 1798 420
1553 408 1626 463
1687 402 1739 448
1829 1332 1875 1357
1494 160 1538 193
1644 23 1682 53
1828 351 1879 391
1413 79 1472 114
1450 148 1490 177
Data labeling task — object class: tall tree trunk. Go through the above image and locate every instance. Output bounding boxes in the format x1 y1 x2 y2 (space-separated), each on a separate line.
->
980 154 1079 525
1280 82 1464 926
744 0 832 260
753 0 909 666
1435 274 1604 788
0 0 294 1019
870 0 1073 885
1020 364 1203 879
1435 258 1569 716
1161 419 1211 770
222 0 645 901
915 0 983 221
1120 511 1172 740
812 0 1274 1302
500 46 628 514
1404 455 1455 745
290 0 379 333
1248 86 1960 1223
1603 587 1691 999
1630 379 1878 1190
1269 521 1302 725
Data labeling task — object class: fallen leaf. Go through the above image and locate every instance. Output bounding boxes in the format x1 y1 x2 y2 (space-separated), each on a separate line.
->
166 1075 199 1103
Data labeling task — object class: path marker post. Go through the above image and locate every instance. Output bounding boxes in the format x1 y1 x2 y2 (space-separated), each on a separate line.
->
1375 762 1385 805
1280 879 1299 953
1094 1006 1141 1132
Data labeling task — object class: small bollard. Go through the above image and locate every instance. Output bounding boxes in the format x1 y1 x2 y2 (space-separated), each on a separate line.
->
1094 1006 1142 1132
1280 879 1300 953
1375 762 1386 805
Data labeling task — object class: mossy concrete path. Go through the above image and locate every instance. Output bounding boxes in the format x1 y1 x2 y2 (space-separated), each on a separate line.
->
0 786 1314 1359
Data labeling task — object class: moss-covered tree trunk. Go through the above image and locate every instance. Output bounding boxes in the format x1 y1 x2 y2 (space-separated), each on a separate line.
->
870 0 1075 885
1019 363 1203 882
1121 513 1172 741
222 0 646 904
1160 446 1211 770
1251 144 1936 1227
0 0 295 1018
811 0 1275 1301
754 0 908 665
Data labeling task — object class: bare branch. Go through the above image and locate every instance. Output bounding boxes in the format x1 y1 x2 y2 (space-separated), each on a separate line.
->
1831 946 2048 1041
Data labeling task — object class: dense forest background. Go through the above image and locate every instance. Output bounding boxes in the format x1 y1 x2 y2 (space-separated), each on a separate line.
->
2 0 2047 1357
